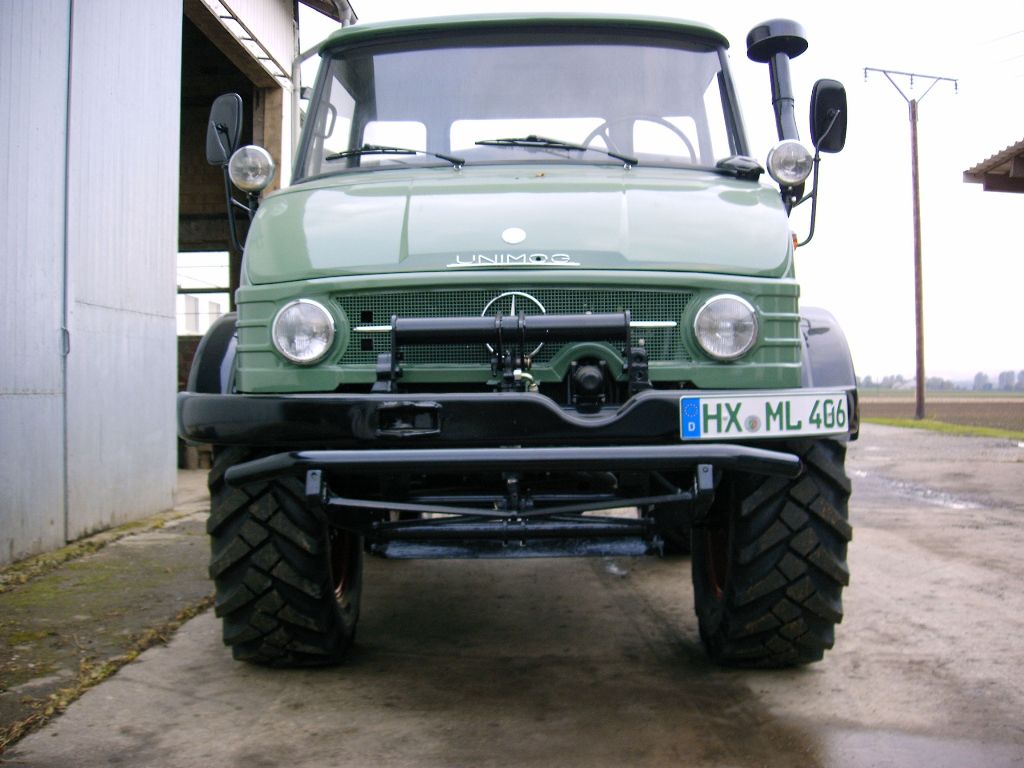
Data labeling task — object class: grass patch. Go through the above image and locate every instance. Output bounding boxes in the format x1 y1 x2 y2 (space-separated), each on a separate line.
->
863 417 1024 441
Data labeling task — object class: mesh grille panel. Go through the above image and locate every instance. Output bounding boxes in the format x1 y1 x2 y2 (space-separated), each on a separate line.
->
335 288 693 365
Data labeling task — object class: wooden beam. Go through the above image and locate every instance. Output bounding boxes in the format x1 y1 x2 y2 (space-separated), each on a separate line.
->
981 173 1024 194
254 86 284 195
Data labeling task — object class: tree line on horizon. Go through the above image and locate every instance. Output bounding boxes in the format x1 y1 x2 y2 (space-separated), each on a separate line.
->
857 370 1024 392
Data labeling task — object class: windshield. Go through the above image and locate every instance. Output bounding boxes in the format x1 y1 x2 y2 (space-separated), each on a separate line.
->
298 27 743 179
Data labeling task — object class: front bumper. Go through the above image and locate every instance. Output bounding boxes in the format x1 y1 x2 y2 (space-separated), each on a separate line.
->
179 388 856 446
178 387 856 477
180 388 856 557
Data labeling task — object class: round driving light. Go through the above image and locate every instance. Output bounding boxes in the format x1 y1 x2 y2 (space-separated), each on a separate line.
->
693 295 759 361
228 145 276 192
766 140 813 186
272 299 335 365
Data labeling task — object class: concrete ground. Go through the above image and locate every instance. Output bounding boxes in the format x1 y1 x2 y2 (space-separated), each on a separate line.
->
2 426 1024 766
0 471 213 750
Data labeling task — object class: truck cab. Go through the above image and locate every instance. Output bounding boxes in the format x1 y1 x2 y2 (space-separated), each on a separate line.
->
182 13 854 669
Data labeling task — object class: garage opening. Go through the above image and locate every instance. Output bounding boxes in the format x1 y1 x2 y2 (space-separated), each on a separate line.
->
176 12 261 468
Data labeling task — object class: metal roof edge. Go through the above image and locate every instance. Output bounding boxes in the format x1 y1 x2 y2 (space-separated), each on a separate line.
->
963 137 1024 181
316 12 729 54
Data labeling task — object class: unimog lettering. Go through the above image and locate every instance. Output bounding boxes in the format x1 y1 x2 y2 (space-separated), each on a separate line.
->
183 13 856 670
447 252 579 267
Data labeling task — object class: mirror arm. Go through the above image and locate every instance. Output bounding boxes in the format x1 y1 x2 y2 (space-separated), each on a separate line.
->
795 151 822 247
214 124 231 161
246 191 261 219
221 166 245 255
815 109 842 149
794 107 840 245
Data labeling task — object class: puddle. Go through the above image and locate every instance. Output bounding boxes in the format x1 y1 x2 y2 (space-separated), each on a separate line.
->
820 727 1024 768
603 559 629 577
853 471 985 511
886 479 983 510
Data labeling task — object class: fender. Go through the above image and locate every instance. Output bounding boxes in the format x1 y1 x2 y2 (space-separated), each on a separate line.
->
186 312 238 394
799 306 859 438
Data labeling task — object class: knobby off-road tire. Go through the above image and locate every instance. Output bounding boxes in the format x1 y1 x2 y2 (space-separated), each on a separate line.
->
207 447 362 666
691 438 852 667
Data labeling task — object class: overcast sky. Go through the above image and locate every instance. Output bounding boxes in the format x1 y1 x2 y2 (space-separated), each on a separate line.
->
299 1 1024 382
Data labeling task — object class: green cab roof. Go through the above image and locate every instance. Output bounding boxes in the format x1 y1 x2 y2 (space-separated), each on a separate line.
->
317 12 730 53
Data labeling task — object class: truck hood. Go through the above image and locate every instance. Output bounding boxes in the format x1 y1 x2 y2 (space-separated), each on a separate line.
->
243 165 793 284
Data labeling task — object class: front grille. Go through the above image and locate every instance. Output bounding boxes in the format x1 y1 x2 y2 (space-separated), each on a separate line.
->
334 288 694 365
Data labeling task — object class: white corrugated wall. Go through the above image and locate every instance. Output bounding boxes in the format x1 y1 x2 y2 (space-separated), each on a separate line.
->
63 0 181 540
0 1 71 563
0 0 182 563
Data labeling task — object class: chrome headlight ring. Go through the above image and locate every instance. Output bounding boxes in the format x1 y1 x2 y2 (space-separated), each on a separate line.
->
271 299 336 365
693 294 759 361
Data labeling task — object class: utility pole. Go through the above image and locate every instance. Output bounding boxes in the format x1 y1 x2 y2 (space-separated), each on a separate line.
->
864 67 956 420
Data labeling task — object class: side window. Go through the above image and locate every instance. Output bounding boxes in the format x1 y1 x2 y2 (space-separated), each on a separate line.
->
702 76 730 161
320 79 355 159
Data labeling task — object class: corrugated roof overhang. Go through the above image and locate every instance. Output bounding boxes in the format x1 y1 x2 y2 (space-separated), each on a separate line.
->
963 138 1024 193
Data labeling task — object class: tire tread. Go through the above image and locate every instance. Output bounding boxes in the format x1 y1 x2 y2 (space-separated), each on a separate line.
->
693 439 852 667
207 449 360 667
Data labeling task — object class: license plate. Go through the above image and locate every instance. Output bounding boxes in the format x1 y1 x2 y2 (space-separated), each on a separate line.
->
680 392 850 441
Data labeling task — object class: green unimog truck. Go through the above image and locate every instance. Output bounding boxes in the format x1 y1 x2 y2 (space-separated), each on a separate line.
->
180 12 855 668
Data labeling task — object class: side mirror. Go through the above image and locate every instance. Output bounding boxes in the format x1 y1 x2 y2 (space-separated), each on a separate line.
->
206 93 243 166
809 79 847 154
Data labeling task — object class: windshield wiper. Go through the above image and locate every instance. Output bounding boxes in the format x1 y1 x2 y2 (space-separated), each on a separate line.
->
475 135 637 167
714 155 763 181
325 144 465 168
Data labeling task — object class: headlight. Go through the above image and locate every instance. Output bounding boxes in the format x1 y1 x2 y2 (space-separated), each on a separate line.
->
228 145 276 192
272 299 335 365
693 295 759 361
766 140 813 186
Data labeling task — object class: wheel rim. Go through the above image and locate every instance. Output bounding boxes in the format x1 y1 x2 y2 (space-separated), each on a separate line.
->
327 527 359 606
703 526 729 601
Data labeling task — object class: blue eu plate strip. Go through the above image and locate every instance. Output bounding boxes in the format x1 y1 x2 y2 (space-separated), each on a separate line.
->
681 397 701 439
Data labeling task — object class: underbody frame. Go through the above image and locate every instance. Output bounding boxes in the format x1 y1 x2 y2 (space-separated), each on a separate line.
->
179 382 855 558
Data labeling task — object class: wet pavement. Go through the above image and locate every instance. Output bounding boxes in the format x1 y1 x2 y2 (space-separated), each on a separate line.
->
2 426 1024 766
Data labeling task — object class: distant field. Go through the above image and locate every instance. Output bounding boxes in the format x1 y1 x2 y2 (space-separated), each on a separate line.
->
859 392 1024 432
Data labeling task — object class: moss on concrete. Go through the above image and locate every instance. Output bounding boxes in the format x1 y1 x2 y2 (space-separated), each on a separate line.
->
0 507 201 596
0 514 214 755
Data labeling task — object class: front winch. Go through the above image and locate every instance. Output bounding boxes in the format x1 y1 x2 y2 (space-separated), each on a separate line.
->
372 311 641 393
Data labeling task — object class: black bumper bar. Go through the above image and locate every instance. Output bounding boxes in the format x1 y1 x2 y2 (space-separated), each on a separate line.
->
178 388 858 449
223 443 803 487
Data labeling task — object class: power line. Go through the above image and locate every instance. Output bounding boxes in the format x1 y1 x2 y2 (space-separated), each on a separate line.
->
981 28 1024 45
